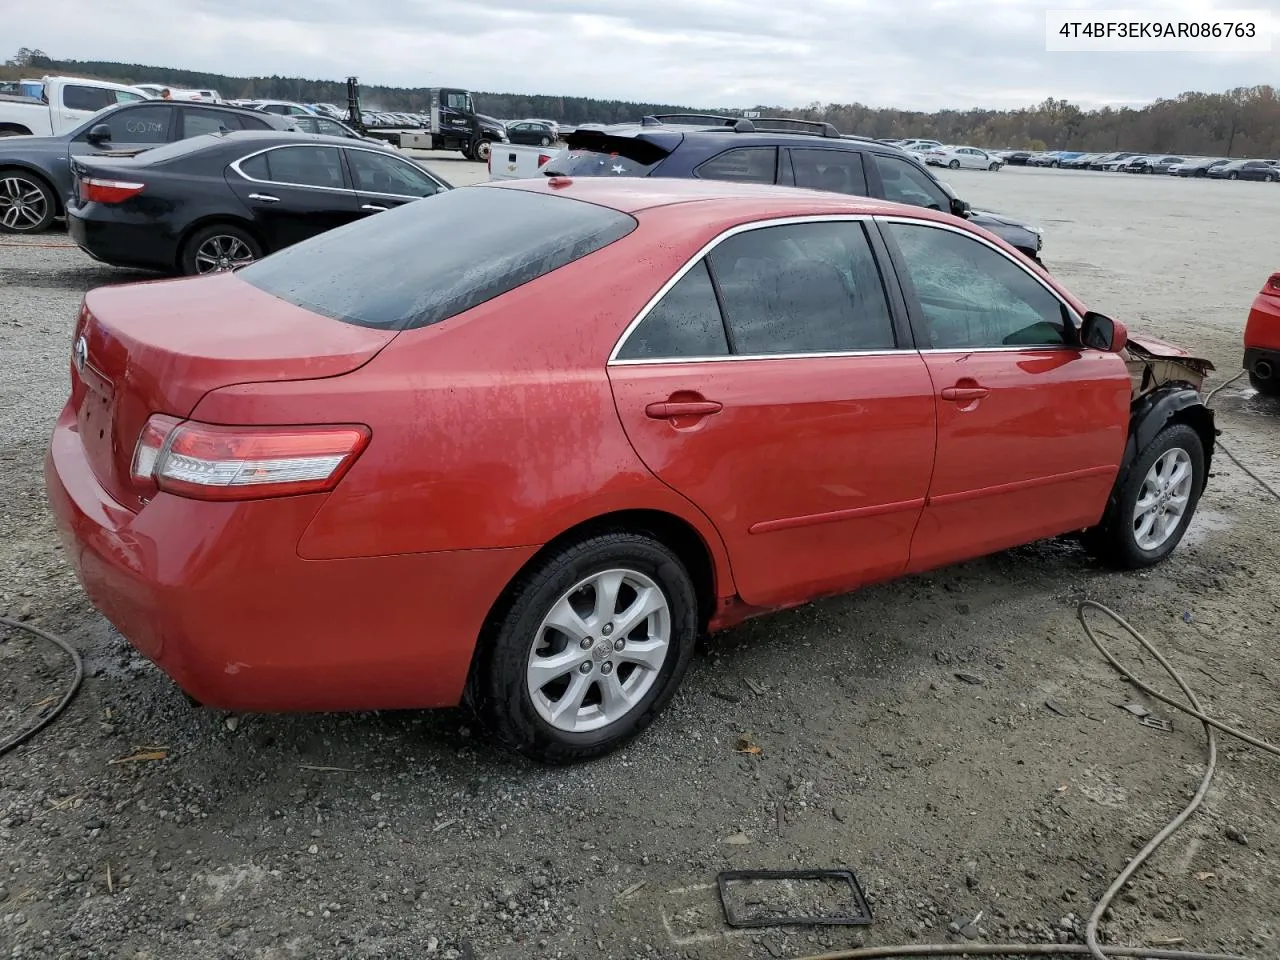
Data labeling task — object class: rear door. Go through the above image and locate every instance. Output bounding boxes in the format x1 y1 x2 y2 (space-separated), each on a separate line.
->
878 217 1131 571
607 217 936 608
226 144 362 250
344 147 446 213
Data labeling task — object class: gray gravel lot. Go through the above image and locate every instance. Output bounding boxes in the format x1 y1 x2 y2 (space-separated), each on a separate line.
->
2 162 1279 960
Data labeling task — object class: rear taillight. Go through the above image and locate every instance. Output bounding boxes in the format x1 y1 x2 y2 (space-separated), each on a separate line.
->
131 417 370 501
80 177 146 204
1266 273 1280 295
537 153 552 168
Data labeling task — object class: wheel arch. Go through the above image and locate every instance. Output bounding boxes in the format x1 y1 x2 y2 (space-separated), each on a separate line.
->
1109 386 1217 523
0 162 62 216
176 215 267 270
0 124 35 137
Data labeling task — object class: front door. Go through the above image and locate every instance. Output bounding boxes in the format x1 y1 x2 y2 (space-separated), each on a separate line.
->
607 218 937 608
344 147 446 214
878 217 1132 572
227 144 363 250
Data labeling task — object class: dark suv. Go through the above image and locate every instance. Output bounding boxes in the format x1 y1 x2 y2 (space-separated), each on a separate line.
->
545 115 1045 262
0 100 296 234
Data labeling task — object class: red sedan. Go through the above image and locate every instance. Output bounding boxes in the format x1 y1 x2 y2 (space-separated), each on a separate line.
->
46 177 1216 763
1244 270 1280 395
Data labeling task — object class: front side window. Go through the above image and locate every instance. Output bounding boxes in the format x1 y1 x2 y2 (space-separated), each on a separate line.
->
346 149 441 197
887 222 1071 349
316 118 351 137
86 105 173 144
791 149 868 196
872 154 948 210
707 221 896 355
114 90 147 104
616 261 729 360
695 147 777 184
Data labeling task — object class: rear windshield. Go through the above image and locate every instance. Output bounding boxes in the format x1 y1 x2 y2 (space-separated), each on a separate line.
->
238 186 636 330
544 134 672 177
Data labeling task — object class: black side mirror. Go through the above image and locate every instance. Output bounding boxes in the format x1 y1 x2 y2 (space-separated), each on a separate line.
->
86 123 112 145
1081 311 1128 353
949 197 970 217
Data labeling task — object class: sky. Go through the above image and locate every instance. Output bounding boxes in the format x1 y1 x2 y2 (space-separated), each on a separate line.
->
10 0 1280 111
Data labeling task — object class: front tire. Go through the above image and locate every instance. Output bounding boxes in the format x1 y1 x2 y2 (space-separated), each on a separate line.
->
470 532 698 763
988 162 999 171
1229 172 1239 180
472 138 492 163
0 168 57 233
180 223 263 276
539 136 551 147
1084 423 1205 569
948 159 960 170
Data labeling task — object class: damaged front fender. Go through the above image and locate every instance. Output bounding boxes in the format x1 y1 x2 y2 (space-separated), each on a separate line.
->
1123 333 1214 398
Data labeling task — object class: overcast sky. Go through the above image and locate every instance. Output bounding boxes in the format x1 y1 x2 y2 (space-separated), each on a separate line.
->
11 0 1280 110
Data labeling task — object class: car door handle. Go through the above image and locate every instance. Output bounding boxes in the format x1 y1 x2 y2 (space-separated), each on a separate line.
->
645 400 723 419
940 386 990 402
361 203 388 212
248 193 280 202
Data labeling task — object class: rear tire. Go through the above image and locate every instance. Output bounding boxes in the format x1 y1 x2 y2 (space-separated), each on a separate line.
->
179 223 263 276
469 532 698 764
1083 423 1205 569
0 167 57 233
1228 172 1239 180
539 136 551 147
1250 372 1280 396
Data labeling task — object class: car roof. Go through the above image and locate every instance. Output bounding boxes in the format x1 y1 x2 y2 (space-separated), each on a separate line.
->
490 174 956 223
570 120 911 157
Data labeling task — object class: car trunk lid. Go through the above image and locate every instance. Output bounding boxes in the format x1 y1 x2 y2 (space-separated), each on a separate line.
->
71 273 397 508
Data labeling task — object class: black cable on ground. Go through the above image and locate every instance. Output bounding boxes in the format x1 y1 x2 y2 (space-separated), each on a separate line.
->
0 615 83 757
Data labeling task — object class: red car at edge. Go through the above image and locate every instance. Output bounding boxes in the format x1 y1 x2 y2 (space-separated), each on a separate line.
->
45 177 1216 763
1244 270 1280 395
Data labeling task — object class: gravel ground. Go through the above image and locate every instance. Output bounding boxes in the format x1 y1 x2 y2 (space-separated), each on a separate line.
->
2 162 1279 960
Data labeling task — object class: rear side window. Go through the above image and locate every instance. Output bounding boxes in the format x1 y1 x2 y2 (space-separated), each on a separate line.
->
616 261 729 360
63 85 115 112
255 146 346 188
791 149 868 196
182 108 241 137
239 187 637 331
695 147 776 184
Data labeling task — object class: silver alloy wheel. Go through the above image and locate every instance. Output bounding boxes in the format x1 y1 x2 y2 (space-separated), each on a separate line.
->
193 234 256 274
1133 447 1193 551
0 175 49 231
526 568 671 733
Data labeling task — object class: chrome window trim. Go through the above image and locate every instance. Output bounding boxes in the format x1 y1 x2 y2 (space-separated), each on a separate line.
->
874 214 1084 332
229 144 352 194
608 213 898 365
229 144 445 198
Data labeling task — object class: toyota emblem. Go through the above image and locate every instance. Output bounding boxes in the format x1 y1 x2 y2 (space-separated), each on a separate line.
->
73 336 88 374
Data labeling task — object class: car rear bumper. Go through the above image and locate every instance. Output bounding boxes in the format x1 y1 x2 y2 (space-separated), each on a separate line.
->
67 210 176 272
45 406 536 712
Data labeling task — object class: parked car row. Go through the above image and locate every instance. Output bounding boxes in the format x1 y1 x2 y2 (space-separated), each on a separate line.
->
988 149 1279 180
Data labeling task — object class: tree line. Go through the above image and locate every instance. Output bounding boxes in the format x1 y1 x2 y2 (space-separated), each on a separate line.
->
6 48 1279 157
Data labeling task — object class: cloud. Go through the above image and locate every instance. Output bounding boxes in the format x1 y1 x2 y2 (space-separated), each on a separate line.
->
10 0 1280 110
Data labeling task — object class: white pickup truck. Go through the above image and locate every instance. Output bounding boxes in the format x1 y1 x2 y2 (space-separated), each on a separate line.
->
487 142 565 180
0 76 152 138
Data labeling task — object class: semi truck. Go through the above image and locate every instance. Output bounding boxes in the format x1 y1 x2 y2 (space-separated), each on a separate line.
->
344 77 507 162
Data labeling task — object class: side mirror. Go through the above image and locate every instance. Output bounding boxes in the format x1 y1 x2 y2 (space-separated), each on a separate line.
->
1081 312 1128 353
86 124 112 144
949 197 970 218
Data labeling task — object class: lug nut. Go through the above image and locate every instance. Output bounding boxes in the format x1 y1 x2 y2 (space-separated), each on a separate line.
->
601 623 614 636
579 662 592 674
579 638 592 650
613 639 625 651
601 662 614 675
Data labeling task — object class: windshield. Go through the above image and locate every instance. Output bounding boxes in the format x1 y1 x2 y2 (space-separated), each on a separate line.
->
239 186 636 330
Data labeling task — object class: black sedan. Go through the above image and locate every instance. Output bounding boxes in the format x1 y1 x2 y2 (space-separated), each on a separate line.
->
0 101 293 233
505 120 558 146
66 131 452 275
1208 159 1279 182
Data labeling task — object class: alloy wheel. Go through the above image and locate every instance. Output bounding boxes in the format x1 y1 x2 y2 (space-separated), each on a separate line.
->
526 568 671 733
193 234 257 274
1132 447 1193 551
0 175 49 231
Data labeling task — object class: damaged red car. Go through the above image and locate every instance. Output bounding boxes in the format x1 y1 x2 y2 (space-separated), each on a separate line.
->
1244 269 1280 396
46 178 1217 763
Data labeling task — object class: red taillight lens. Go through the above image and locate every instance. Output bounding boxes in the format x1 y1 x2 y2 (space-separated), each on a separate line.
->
1265 273 1280 295
537 153 552 168
80 177 146 204
130 417 370 501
